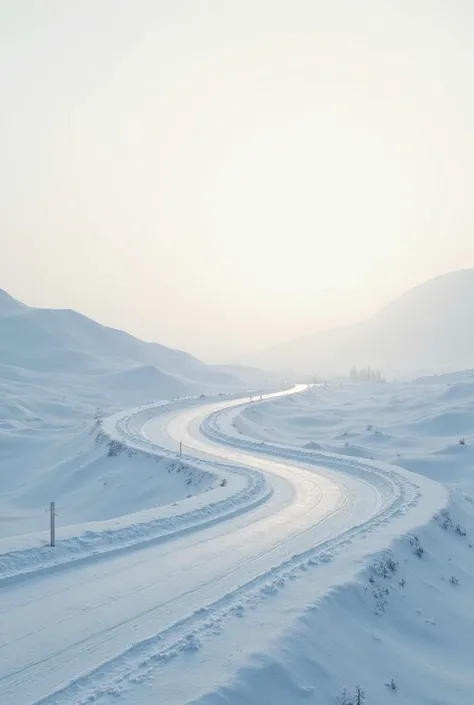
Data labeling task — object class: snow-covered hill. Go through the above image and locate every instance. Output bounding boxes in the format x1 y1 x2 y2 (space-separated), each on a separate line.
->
249 268 474 376
0 289 256 538
0 288 240 386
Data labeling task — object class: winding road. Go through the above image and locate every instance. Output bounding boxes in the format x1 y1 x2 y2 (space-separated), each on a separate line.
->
0 386 445 705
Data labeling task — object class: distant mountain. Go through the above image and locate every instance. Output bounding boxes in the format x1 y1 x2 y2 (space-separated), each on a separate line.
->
0 289 249 401
249 268 474 377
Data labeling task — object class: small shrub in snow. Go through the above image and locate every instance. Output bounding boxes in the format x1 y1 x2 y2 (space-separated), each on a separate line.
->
386 677 397 691
220 478 228 487
436 508 453 530
338 685 366 705
459 437 466 445
107 439 126 457
372 555 398 579
435 510 467 536
409 535 425 558
366 424 373 432
372 586 388 613
371 561 387 578
449 575 460 586
414 544 425 558
386 556 398 574
399 577 406 587
338 686 351 705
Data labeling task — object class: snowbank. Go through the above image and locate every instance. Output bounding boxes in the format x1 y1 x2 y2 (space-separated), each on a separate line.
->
0 395 273 583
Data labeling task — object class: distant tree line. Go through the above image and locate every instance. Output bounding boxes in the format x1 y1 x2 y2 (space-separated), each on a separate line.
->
349 366 385 383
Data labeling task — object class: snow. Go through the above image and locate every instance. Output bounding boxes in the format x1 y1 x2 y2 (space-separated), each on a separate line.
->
0 291 270 583
185 380 474 705
0 290 261 542
216 380 474 487
1 292 473 705
0 382 451 705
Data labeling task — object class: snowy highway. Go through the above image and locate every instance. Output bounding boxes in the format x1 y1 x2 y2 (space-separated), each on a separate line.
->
0 387 446 705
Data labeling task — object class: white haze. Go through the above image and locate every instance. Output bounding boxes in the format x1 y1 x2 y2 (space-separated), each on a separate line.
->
2 0 474 361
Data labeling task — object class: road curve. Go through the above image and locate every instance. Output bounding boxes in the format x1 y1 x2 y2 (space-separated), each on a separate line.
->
0 387 442 705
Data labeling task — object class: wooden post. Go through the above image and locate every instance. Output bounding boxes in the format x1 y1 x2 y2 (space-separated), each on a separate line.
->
50 501 56 547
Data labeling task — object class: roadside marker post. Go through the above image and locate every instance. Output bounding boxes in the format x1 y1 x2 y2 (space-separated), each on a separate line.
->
50 501 56 547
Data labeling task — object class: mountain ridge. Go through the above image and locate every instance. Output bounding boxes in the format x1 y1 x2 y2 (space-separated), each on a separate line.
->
0 288 245 396
248 268 474 376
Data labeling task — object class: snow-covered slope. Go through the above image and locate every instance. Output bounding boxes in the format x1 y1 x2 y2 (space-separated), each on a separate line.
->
0 413 215 539
220 378 474 489
186 493 474 705
0 288 240 386
0 288 260 540
250 268 474 376
195 377 474 704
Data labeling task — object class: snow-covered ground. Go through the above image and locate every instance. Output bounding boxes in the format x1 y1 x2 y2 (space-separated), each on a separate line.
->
201 378 474 704
3 379 466 704
1 348 473 705
0 288 279 560
0 288 277 539
216 377 474 489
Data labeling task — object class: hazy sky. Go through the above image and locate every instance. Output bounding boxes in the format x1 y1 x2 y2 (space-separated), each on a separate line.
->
2 1 474 362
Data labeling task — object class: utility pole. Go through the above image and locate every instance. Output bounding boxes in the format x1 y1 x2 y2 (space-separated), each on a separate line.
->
179 441 182 457
50 501 56 547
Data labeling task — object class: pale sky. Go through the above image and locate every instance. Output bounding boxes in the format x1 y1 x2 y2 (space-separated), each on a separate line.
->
2 1 474 362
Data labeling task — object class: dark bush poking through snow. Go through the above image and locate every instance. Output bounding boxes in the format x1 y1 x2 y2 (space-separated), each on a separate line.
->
409 534 425 558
